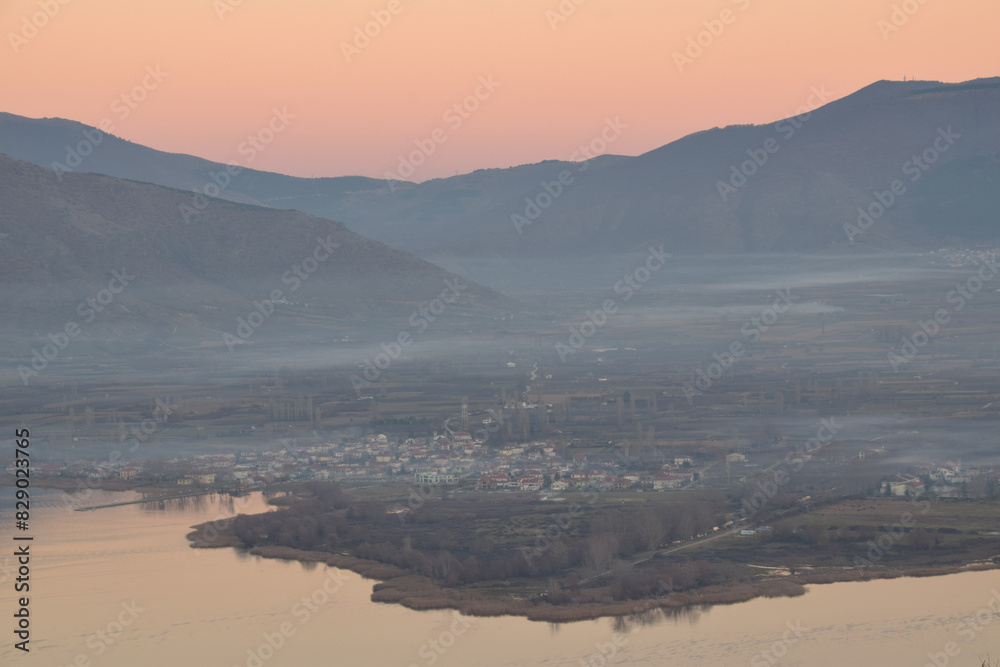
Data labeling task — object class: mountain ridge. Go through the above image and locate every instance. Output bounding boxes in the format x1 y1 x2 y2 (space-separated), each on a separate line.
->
2 77 998 267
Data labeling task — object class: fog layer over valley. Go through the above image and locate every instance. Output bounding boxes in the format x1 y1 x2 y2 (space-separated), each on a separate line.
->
3 77 999 656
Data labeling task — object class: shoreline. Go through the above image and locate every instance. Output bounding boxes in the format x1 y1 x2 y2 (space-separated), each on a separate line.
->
2 478 144 492
185 520 999 623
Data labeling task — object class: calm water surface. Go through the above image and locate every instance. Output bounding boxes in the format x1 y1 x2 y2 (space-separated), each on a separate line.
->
2 489 998 666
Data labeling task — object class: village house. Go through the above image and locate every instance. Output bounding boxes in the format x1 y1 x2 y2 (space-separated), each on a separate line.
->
652 471 689 491
883 474 925 497
187 473 216 485
518 475 543 491
550 479 569 491
477 473 508 491
414 471 457 485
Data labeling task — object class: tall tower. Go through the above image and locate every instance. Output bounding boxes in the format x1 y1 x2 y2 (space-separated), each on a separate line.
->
461 397 469 430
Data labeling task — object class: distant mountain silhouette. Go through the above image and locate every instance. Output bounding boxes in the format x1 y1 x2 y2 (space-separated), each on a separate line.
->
2 77 998 265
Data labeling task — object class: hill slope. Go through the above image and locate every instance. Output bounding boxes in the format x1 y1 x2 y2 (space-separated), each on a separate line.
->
0 154 511 370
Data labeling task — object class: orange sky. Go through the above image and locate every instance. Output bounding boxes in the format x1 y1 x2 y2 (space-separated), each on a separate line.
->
1 0 997 180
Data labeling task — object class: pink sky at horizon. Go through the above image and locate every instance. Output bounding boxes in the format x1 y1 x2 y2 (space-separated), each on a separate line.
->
1 0 997 181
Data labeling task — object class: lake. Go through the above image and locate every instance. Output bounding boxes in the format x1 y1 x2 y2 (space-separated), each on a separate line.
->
2 489 998 666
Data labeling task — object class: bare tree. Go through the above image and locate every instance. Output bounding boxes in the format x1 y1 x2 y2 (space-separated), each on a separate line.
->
432 551 461 582
584 533 619 572
634 510 667 551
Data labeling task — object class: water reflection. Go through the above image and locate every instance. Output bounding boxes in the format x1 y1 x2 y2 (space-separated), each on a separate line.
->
134 491 239 513
4 489 998 667
610 604 706 634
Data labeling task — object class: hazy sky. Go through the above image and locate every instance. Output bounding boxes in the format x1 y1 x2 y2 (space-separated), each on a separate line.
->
2 0 997 181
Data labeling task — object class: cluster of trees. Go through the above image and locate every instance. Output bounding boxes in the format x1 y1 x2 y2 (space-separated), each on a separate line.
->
232 482 353 549
760 520 945 554
610 559 740 601
575 503 719 573
227 482 729 600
